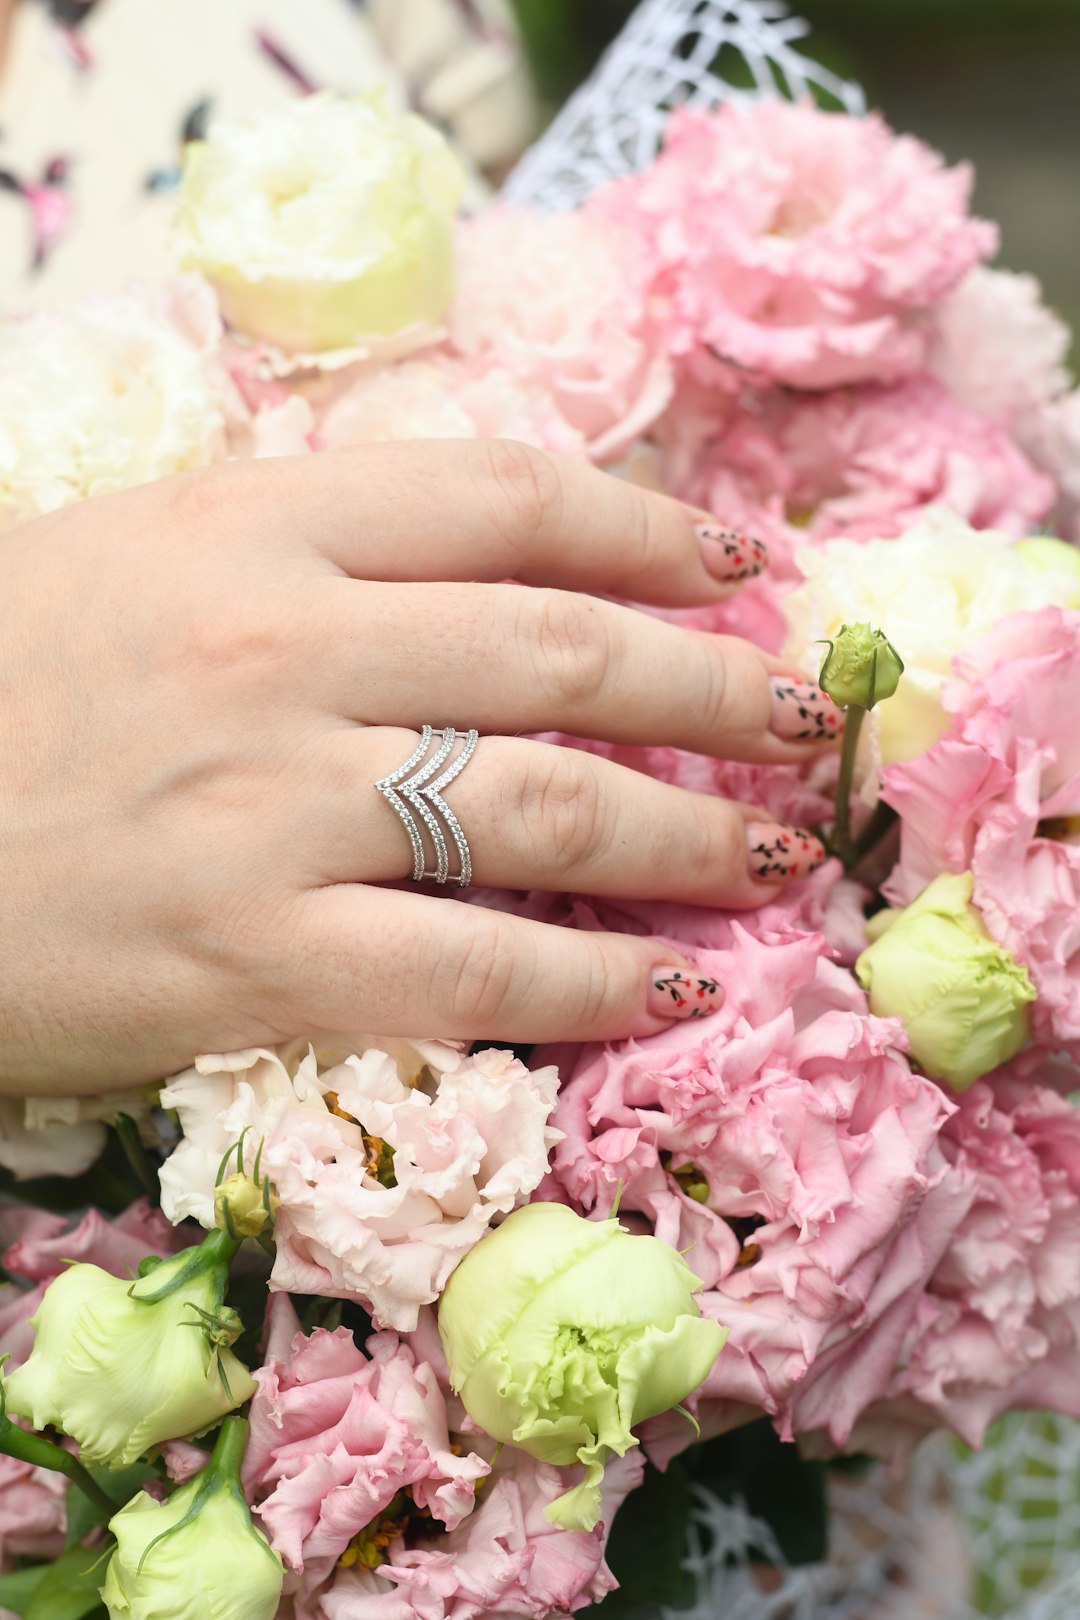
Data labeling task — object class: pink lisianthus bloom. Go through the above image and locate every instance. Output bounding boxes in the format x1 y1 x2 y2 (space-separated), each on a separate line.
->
243 1320 489 1573
541 928 967 1445
660 375 1054 578
814 1067 1080 1457
0 1454 66 1574
314 354 586 457
1022 387 1080 542
160 1037 561 1331
883 607 1080 1053
928 266 1072 431
291 1449 642 1620
446 208 673 460
591 100 995 391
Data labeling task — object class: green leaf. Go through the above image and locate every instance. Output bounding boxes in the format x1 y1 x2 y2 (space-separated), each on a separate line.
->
65 1463 157 1547
684 1418 828 1566
592 1459 696 1616
21 1542 111 1620
0 1564 50 1616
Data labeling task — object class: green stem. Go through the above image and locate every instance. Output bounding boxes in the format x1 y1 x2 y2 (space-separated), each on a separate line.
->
0 1419 116 1516
833 705 866 869
113 1113 160 1205
207 1414 249 1484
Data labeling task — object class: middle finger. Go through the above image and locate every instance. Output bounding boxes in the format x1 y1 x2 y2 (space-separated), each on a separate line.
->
317 579 843 764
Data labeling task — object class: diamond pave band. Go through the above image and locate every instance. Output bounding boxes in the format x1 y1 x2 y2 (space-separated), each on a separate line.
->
374 726 479 887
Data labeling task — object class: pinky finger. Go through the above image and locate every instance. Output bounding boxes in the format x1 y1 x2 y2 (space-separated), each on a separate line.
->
287 885 724 1044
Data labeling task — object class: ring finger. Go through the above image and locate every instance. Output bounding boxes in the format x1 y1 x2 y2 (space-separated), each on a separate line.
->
311 728 827 906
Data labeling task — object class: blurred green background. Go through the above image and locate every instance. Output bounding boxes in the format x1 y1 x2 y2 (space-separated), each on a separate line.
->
510 0 1080 343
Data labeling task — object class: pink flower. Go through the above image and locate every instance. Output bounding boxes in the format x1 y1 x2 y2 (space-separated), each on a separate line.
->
541 928 965 1445
315 355 585 458
0 1454 66 1573
883 607 1080 1053
662 375 1054 578
823 1069 1080 1456
161 1038 561 1331
592 100 995 390
1023 387 1080 542
295 1450 642 1620
928 266 1072 430
244 1321 489 1573
446 208 673 460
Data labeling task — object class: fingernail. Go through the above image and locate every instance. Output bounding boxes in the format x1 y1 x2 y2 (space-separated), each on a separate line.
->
695 523 768 583
769 676 845 742
746 822 827 882
648 966 724 1021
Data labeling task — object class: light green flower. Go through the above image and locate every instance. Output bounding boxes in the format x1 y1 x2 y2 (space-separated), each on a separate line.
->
438 1202 727 1532
5 1230 254 1467
855 871 1036 1089
818 622 904 710
102 1417 282 1620
173 90 464 353
1016 535 1080 610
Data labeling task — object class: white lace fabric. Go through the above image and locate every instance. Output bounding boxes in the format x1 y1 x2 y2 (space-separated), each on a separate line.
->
501 4 1080 1615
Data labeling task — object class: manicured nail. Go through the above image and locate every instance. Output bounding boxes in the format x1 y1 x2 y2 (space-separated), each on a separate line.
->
648 966 725 1021
695 523 768 583
769 676 845 742
746 822 827 882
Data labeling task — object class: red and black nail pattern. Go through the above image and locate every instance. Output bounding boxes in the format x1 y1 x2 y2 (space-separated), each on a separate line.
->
695 523 769 583
649 968 725 1020
746 822 827 882
768 676 845 741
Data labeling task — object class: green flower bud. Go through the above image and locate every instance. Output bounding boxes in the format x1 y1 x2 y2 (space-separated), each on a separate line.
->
1016 536 1080 611
855 872 1036 1089
438 1202 728 1533
5 1230 254 1467
102 1416 282 1620
214 1171 276 1240
818 621 904 710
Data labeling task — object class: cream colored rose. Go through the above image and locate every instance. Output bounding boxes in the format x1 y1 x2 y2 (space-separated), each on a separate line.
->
0 285 227 526
783 508 1079 765
173 91 464 354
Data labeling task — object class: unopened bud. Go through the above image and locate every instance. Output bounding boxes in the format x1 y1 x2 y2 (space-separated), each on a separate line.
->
214 1173 276 1240
818 622 903 710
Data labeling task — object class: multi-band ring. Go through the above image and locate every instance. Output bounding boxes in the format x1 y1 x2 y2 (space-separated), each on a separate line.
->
374 725 479 887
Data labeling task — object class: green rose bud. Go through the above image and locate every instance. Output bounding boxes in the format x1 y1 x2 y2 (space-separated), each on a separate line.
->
855 871 1036 1089
214 1171 277 1240
818 621 904 710
1016 535 1080 610
438 1202 728 1533
5 1230 254 1467
102 1416 282 1620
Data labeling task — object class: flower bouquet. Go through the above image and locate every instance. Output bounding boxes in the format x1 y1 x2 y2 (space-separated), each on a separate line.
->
2 56 1080 1620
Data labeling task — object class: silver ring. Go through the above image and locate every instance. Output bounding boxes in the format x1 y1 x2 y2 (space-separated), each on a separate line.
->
374 726 479 887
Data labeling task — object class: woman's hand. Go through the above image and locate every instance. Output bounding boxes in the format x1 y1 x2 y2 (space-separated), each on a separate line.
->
0 441 841 1094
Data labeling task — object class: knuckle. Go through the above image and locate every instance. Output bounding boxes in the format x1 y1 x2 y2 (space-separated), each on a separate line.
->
574 946 616 1028
470 439 564 554
428 915 516 1029
521 748 612 874
696 639 730 738
528 589 615 710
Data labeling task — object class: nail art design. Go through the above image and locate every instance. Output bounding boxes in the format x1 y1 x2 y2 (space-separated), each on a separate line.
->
649 967 724 1021
695 523 769 583
746 822 827 882
769 676 845 741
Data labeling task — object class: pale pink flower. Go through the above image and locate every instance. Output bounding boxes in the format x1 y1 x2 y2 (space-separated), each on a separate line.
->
161 1037 561 1331
928 266 1072 429
0 1454 66 1573
663 375 1054 578
541 928 965 1445
316 355 585 457
593 100 995 390
883 607 1080 1053
1023 387 1080 542
297 1450 642 1620
820 1069 1080 1456
447 208 673 460
244 1322 488 1573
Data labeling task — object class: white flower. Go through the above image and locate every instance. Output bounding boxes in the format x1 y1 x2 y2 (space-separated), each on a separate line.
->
160 1037 562 1332
783 508 1077 764
0 283 228 526
0 1089 158 1181
173 91 464 354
